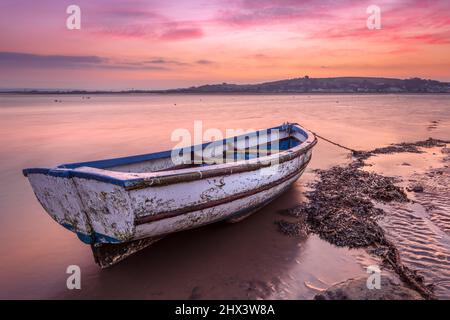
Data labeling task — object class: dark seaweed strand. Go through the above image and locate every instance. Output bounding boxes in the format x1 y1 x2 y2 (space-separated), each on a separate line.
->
312 130 450 162
352 138 450 161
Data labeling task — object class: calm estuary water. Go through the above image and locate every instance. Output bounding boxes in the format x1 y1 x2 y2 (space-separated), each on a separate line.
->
0 94 449 299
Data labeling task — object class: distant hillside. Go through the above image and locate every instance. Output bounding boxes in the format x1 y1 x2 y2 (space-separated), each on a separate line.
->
2 77 450 94
159 77 450 94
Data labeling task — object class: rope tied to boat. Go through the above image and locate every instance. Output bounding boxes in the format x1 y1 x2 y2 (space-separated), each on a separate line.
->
311 132 359 153
292 122 358 154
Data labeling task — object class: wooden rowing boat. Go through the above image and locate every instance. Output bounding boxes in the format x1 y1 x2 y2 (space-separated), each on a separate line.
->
23 123 317 267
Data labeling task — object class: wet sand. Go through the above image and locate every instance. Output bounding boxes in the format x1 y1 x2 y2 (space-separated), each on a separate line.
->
279 139 450 299
0 94 449 299
366 147 450 298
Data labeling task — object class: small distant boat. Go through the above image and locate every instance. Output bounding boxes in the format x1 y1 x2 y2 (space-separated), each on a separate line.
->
23 123 316 267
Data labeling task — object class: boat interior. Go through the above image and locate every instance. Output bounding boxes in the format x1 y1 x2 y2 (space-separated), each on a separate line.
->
59 126 307 174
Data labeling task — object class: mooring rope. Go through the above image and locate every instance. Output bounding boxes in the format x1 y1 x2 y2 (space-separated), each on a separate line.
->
312 132 359 153
291 122 359 153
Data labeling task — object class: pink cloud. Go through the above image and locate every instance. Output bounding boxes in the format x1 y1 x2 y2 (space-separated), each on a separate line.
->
404 32 450 45
211 0 450 48
159 27 204 41
76 2 206 41
92 25 157 39
215 0 333 27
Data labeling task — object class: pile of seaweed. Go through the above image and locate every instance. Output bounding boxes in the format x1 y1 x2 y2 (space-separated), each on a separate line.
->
276 138 449 299
281 165 407 245
353 137 450 161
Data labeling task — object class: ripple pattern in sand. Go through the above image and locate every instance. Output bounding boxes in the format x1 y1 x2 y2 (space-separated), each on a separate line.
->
413 168 450 235
380 172 450 299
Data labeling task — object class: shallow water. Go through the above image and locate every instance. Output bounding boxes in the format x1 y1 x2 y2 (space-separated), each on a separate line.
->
0 94 449 299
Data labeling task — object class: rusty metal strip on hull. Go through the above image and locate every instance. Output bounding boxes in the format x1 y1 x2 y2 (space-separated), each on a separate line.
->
135 159 311 225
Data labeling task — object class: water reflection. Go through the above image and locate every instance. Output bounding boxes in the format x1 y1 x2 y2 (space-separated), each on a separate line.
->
0 94 449 299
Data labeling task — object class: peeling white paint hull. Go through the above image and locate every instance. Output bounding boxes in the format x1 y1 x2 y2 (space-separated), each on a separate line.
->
24 123 316 267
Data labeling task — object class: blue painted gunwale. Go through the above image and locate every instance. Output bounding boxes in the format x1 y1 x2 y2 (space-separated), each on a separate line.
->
23 123 311 188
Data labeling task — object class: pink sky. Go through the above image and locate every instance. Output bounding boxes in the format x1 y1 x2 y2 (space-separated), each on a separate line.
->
0 0 449 89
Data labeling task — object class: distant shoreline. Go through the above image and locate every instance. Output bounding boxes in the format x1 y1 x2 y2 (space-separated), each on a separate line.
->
2 76 449 95
2 91 450 95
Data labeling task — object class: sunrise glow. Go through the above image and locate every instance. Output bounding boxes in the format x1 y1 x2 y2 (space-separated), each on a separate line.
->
1 0 450 89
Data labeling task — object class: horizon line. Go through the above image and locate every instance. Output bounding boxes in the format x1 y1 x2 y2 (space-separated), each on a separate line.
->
1 75 449 93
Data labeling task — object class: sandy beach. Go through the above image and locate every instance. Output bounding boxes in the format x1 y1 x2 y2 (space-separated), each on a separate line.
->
0 93 449 299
